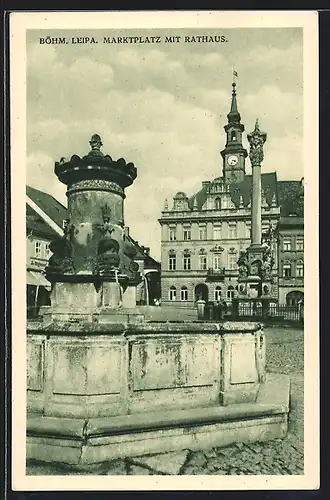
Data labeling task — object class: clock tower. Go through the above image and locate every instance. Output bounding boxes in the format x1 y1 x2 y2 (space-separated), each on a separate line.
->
220 82 248 184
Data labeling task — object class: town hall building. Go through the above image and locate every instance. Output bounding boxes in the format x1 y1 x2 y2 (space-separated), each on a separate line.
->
158 82 304 307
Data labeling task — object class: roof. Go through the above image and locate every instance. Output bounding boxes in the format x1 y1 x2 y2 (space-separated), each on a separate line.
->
26 204 59 239
125 233 160 269
189 172 278 210
26 185 68 229
277 180 304 217
278 216 304 228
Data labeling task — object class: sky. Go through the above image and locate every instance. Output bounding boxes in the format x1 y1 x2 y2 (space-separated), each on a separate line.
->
26 27 303 260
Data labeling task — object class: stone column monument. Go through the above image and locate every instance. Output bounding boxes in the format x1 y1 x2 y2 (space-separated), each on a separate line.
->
250 119 265 248
236 120 275 309
43 134 142 323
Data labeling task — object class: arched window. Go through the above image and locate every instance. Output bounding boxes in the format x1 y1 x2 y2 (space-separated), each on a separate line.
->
214 286 222 302
283 261 291 278
296 260 304 278
227 285 235 300
169 286 177 301
181 286 188 301
231 131 237 141
168 250 176 271
215 197 221 210
183 249 191 270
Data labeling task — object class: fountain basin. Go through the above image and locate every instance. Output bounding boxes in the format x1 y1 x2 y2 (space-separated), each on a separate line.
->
27 320 289 467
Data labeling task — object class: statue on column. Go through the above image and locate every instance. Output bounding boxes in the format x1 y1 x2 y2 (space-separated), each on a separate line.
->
237 250 250 278
261 245 274 281
247 119 267 166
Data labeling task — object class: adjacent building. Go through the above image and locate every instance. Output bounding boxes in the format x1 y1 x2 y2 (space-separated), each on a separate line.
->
277 180 304 305
26 186 66 317
158 83 304 307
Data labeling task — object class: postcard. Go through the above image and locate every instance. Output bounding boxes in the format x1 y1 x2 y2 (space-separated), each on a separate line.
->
10 10 319 492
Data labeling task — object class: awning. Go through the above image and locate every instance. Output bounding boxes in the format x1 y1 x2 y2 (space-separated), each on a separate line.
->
27 271 51 290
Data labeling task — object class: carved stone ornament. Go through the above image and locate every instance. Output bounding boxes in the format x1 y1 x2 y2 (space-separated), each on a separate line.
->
261 246 274 281
96 237 120 275
88 133 104 158
66 179 124 197
210 245 224 253
46 219 75 275
247 119 267 166
237 250 250 277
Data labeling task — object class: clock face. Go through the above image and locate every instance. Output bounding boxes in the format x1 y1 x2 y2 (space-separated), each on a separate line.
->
227 154 238 166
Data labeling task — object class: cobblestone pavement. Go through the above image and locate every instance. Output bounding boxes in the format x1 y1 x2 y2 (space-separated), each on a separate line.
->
27 327 304 476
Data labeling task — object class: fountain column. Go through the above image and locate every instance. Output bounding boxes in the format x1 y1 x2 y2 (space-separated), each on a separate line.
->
43 134 142 323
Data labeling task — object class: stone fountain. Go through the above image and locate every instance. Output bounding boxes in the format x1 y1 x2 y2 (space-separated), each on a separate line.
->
27 135 290 472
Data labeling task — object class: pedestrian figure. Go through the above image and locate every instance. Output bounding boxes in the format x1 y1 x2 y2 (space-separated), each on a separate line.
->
221 299 227 319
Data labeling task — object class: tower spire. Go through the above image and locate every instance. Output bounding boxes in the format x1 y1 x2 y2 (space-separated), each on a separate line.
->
227 82 241 124
220 78 247 184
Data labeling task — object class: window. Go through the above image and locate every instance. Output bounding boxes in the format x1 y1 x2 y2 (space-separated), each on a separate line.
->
215 197 221 210
45 242 51 259
228 251 237 270
283 238 292 251
227 285 235 300
169 252 176 271
296 237 304 251
35 241 42 258
296 260 304 278
231 131 237 141
199 254 207 271
214 286 222 301
213 224 222 240
229 223 237 239
183 252 191 270
199 225 207 240
181 286 188 301
169 227 177 241
213 255 222 270
283 262 291 277
183 226 191 241
169 286 177 301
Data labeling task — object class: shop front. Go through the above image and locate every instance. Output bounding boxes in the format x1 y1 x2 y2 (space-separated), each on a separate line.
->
27 257 51 319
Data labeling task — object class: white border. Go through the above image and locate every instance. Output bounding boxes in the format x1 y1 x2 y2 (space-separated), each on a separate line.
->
10 10 319 491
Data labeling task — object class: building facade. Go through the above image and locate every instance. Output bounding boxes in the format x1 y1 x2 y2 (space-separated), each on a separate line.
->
159 83 303 307
26 186 66 317
277 180 304 305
